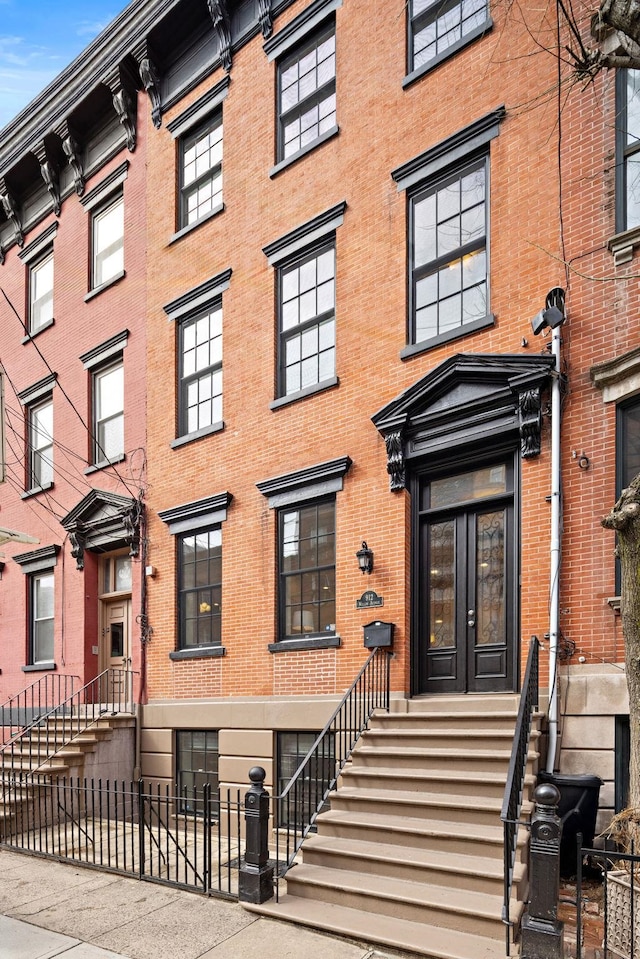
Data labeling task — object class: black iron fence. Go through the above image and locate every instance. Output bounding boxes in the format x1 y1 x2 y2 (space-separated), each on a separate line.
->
275 645 391 894
569 837 640 959
0 773 242 899
500 634 539 954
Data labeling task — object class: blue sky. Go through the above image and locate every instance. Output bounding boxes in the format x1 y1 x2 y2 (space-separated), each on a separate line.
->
0 0 124 128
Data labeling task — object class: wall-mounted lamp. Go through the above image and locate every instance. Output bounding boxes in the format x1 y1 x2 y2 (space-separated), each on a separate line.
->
531 287 566 336
356 541 374 575
0 561 4 581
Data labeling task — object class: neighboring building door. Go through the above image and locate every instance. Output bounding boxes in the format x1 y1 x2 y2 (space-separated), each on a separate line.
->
99 553 132 706
416 460 515 694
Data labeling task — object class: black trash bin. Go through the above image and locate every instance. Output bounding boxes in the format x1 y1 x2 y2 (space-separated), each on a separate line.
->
537 770 603 877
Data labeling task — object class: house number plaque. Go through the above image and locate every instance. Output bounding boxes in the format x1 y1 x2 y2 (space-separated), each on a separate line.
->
356 590 383 609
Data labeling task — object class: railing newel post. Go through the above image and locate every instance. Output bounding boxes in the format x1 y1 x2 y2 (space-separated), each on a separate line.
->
520 782 564 959
239 766 274 904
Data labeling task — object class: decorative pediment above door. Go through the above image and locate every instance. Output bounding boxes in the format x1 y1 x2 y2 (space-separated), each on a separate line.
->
372 353 555 491
61 489 142 570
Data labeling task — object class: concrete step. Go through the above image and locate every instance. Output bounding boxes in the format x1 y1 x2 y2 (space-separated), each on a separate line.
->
245 895 512 959
301 833 527 897
395 694 522 714
329 785 530 827
359 728 528 751
315 809 523 860
370 710 520 731
350 745 539 774
338 763 535 799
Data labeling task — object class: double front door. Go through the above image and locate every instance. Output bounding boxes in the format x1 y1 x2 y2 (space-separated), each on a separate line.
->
417 460 516 694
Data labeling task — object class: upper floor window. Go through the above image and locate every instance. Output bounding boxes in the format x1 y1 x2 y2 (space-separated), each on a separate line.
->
27 396 53 491
278 499 335 641
29 251 54 334
618 396 640 491
179 528 222 650
93 359 124 465
618 70 640 233
92 193 124 289
278 23 336 163
410 157 487 346
179 303 223 437
278 243 335 398
180 113 223 228
408 0 489 78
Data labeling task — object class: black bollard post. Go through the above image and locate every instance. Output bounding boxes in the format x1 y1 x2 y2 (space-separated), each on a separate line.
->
238 765 274 904
520 782 564 959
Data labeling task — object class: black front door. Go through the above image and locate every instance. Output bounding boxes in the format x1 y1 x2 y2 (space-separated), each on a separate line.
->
416 460 516 694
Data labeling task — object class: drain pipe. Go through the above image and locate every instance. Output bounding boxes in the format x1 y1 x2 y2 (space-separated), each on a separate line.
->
544 289 565 774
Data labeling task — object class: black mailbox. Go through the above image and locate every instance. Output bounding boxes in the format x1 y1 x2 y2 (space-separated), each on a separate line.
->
363 620 394 648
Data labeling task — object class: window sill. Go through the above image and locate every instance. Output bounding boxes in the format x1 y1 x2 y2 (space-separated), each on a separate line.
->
21 482 54 500
84 270 126 302
269 125 339 179
607 596 621 614
84 453 126 475
268 635 341 653
270 376 339 411
400 314 495 360
169 203 225 245
22 662 56 672
22 317 55 344
607 225 640 267
171 421 225 449
402 19 493 89
170 646 226 660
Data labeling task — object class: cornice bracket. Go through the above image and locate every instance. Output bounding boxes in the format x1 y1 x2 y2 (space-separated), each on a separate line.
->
105 64 138 152
258 0 273 38
384 431 406 491
517 386 543 459
133 40 162 129
207 1 233 72
69 531 85 571
56 119 85 197
0 178 24 247
33 142 61 216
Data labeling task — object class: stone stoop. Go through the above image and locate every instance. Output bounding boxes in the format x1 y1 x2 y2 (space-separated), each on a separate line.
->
0 714 135 838
247 694 540 959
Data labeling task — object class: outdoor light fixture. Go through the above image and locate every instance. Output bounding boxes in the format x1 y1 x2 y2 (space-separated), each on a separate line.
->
531 287 566 336
356 541 374 574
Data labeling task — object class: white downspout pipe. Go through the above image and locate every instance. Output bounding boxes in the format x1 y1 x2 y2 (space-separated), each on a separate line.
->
546 321 563 773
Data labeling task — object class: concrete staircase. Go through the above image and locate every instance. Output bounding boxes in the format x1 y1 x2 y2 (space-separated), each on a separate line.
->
249 694 541 959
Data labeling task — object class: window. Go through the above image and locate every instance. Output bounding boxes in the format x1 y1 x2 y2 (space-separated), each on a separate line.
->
278 243 335 397
278 23 336 163
27 397 53 491
408 0 489 77
29 251 53 334
176 730 219 815
179 528 222 649
92 194 124 288
30 570 54 665
180 113 223 228
279 499 335 640
410 158 487 345
277 730 335 826
617 70 640 233
618 396 640 491
93 360 124 464
179 303 223 436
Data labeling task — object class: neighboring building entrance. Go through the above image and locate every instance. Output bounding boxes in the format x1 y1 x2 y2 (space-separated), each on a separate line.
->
416 461 515 694
99 553 132 703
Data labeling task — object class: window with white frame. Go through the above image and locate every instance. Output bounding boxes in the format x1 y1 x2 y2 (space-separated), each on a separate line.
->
617 70 640 233
277 22 336 163
180 113 223 228
31 570 55 665
93 360 124 464
29 250 54 334
92 193 124 289
179 303 223 437
27 396 53 491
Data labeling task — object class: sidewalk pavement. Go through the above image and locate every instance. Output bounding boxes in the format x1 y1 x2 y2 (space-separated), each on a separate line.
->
0 848 400 959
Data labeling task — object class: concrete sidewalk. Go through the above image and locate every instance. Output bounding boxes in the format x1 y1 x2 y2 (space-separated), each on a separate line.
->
0 849 400 959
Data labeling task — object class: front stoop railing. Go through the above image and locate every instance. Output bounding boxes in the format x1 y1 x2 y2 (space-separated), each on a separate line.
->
275 645 391 897
0 674 80 745
0 668 135 773
500 635 540 955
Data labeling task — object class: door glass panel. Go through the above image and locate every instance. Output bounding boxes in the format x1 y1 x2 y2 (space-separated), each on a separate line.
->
431 464 506 508
429 520 455 648
110 623 124 658
476 509 505 646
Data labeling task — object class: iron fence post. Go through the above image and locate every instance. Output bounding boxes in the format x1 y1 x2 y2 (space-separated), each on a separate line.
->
239 766 274 904
520 782 564 959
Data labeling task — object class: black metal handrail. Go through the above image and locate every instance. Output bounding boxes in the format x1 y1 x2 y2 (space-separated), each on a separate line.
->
500 635 539 955
0 668 135 774
0 674 79 745
275 645 391 891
